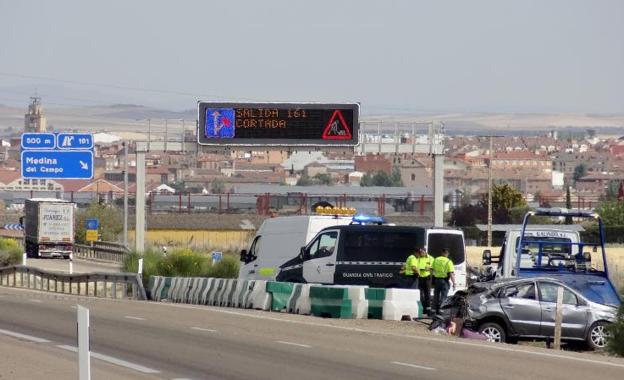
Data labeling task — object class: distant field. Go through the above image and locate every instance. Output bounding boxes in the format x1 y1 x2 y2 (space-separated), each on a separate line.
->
466 246 624 291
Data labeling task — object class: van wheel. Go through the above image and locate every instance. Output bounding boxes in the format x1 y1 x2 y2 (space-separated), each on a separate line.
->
479 322 506 343
586 321 610 350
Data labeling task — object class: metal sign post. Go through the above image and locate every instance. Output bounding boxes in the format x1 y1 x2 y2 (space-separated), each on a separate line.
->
553 286 564 350
138 258 144 275
77 305 91 380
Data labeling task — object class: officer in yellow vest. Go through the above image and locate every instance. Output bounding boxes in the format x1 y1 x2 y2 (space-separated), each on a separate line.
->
432 248 456 315
416 248 434 316
400 250 419 289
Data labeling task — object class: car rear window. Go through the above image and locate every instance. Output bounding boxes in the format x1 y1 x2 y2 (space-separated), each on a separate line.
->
340 230 425 262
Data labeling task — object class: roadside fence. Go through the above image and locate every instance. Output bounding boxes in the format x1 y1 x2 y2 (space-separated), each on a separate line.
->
0 265 146 300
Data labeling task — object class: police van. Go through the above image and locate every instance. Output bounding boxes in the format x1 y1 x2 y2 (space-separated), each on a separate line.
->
276 224 467 290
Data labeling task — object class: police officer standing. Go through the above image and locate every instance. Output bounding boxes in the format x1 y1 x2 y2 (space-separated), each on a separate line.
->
416 248 434 316
432 248 456 315
400 250 419 289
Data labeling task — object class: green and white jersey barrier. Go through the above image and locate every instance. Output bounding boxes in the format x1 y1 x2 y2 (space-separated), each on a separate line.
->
147 277 421 320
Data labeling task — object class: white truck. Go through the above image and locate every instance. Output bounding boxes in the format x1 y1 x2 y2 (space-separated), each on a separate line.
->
482 226 581 280
23 198 75 259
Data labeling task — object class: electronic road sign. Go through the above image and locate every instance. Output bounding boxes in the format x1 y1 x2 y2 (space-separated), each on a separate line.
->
21 133 56 149
21 150 94 179
197 102 359 147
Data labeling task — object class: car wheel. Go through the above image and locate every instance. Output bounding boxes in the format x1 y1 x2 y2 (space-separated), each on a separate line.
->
586 321 610 350
479 322 506 343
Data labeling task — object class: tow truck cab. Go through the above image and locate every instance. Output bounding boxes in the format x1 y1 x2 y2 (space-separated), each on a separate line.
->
483 208 620 307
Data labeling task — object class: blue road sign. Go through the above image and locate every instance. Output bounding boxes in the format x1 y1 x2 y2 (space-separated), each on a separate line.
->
21 133 56 149
211 251 223 263
85 218 99 230
57 133 94 150
21 150 94 179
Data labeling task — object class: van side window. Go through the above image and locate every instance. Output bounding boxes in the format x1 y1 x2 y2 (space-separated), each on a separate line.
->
309 231 338 259
247 236 261 263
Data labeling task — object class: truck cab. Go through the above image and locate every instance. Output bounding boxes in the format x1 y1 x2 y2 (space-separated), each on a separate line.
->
482 208 620 307
483 227 581 279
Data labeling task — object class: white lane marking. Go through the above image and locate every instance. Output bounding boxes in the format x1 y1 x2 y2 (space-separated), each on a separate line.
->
392 361 435 371
57 345 160 374
190 327 217 333
29 299 42 303
124 316 146 321
153 303 624 370
0 328 51 343
276 340 312 348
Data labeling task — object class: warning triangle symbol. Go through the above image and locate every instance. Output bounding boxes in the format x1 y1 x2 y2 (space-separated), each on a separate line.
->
322 110 352 140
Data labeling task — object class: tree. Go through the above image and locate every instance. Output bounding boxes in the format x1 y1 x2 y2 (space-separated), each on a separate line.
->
479 184 527 224
296 174 313 186
565 185 573 224
313 173 332 185
449 204 486 226
573 163 587 183
595 201 624 226
390 166 403 187
360 170 402 187
607 304 624 357
210 179 225 194
75 202 123 244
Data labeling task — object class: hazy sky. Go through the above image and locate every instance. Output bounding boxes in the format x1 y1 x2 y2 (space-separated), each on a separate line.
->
0 0 622 113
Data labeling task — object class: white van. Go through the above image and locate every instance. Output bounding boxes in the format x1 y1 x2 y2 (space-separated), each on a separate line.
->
238 215 354 280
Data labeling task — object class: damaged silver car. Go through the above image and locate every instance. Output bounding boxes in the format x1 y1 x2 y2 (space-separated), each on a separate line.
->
459 277 617 349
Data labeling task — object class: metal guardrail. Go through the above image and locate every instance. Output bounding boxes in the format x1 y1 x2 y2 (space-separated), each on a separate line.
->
0 265 146 300
73 241 130 263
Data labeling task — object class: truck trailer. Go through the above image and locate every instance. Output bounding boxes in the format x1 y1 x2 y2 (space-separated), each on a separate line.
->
23 198 75 259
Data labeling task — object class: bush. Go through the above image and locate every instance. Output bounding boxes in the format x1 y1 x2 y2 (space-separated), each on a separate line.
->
607 303 624 357
0 238 23 266
122 248 240 285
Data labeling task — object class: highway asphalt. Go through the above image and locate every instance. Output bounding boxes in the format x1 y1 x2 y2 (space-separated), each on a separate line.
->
0 286 623 380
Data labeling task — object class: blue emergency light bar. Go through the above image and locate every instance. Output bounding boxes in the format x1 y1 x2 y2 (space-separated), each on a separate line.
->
351 214 387 225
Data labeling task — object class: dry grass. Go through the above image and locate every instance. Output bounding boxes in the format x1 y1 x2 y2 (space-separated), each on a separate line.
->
466 246 624 292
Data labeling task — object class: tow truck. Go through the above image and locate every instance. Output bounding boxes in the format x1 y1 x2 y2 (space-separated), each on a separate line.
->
503 208 620 306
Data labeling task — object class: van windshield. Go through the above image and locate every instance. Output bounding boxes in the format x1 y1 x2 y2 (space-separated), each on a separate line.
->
427 233 465 265
341 230 425 262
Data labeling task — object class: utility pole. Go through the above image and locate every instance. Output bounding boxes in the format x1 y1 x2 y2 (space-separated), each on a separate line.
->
123 141 128 247
164 119 169 152
181 119 185 153
135 148 146 253
488 136 493 247
147 119 151 151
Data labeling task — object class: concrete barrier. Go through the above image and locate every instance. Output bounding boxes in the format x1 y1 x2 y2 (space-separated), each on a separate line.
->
310 286 352 319
287 283 312 315
246 280 271 310
382 288 422 321
223 279 240 307
365 288 386 319
146 276 420 322
266 282 294 312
